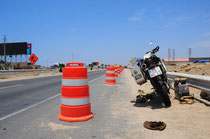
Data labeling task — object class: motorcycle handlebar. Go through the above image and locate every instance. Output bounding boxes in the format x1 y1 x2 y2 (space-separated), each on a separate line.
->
152 46 159 54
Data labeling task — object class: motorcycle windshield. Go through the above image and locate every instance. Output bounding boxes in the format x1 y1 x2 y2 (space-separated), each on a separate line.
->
143 52 151 59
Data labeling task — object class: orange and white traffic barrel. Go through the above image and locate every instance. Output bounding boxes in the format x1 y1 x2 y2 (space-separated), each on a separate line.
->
105 66 116 85
117 67 120 75
120 66 123 73
59 63 94 122
115 67 118 78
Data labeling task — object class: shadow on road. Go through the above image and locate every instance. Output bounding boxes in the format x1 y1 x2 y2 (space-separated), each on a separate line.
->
133 95 169 109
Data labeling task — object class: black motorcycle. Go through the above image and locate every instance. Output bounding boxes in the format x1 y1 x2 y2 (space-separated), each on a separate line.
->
135 46 171 107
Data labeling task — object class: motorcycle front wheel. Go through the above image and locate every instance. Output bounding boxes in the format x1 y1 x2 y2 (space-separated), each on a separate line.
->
152 76 171 107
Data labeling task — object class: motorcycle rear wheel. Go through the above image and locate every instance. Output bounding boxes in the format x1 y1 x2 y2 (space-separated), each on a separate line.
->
153 76 171 107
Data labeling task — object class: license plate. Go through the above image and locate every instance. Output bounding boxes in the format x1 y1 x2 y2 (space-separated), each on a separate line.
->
148 67 162 78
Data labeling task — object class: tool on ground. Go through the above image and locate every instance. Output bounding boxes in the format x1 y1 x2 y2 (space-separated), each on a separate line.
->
59 62 94 122
174 78 190 100
143 121 166 131
180 96 195 104
200 91 210 101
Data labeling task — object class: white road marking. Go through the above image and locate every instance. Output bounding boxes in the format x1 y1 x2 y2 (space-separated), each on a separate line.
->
89 75 106 83
0 84 24 90
0 94 60 121
0 74 105 121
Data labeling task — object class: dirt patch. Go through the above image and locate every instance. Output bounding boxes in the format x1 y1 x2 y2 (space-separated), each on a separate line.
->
40 122 80 131
167 63 210 76
120 69 210 139
0 72 62 82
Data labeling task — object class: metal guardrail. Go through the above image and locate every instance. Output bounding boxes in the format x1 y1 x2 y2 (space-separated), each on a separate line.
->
167 72 210 92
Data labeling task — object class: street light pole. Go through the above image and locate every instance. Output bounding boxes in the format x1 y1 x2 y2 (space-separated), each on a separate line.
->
3 35 6 62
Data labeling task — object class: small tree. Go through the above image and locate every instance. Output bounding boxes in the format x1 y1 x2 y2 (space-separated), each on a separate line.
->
58 63 65 72
90 64 93 70
4 63 11 70
101 64 104 69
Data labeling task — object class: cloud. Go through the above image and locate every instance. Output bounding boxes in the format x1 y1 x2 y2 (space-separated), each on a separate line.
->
202 32 210 37
129 10 146 22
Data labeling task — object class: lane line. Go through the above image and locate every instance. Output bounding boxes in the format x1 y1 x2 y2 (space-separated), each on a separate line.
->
89 75 106 83
0 84 24 90
0 74 105 121
0 93 60 121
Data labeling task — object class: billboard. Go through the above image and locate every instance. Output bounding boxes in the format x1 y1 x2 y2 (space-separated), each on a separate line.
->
27 43 32 55
0 42 28 55
92 62 99 66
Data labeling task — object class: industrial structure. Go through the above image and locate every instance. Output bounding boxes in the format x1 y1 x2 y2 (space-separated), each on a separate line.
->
163 57 210 65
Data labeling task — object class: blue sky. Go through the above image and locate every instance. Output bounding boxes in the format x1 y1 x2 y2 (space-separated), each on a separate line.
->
0 0 210 66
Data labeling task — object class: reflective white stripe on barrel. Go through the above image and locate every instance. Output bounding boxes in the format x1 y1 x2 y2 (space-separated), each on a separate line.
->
106 70 115 73
62 79 88 86
106 77 115 80
61 97 90 106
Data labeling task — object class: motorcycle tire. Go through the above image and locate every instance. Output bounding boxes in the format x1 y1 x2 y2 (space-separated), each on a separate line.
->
154 76 171 107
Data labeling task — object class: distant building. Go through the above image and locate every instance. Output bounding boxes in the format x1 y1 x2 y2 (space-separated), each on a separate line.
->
10 62 40 69
162 59 190 65
189 57 210 62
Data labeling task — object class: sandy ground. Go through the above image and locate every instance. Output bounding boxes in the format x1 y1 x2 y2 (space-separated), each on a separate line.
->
0 68 104 82
117 69 210 139
0 69 209 138
0 72 62 82
167 63 210 76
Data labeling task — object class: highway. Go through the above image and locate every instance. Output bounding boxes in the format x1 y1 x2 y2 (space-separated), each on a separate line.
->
0 69 209 139
0 70 106 119
0 69 135 139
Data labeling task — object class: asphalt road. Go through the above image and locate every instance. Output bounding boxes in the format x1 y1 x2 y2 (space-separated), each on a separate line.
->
0 70 135 139
0 70 106 119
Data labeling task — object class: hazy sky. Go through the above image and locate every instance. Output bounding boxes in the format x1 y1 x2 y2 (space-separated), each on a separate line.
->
0 0 210 66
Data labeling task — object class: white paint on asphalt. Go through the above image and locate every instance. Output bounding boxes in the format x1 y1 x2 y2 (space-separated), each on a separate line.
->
0 93 60 121
0 84 24 90
89 75 106 83
0 74 105 121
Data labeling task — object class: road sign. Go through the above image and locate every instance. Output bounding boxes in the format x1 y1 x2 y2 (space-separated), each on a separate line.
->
29 53 38 65
129 60 132 63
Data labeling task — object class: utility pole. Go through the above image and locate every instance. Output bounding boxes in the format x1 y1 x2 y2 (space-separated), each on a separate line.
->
3 35 7 62
46 60 48 69
189 48 192 59
168 48 171 65
172 49 175 64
